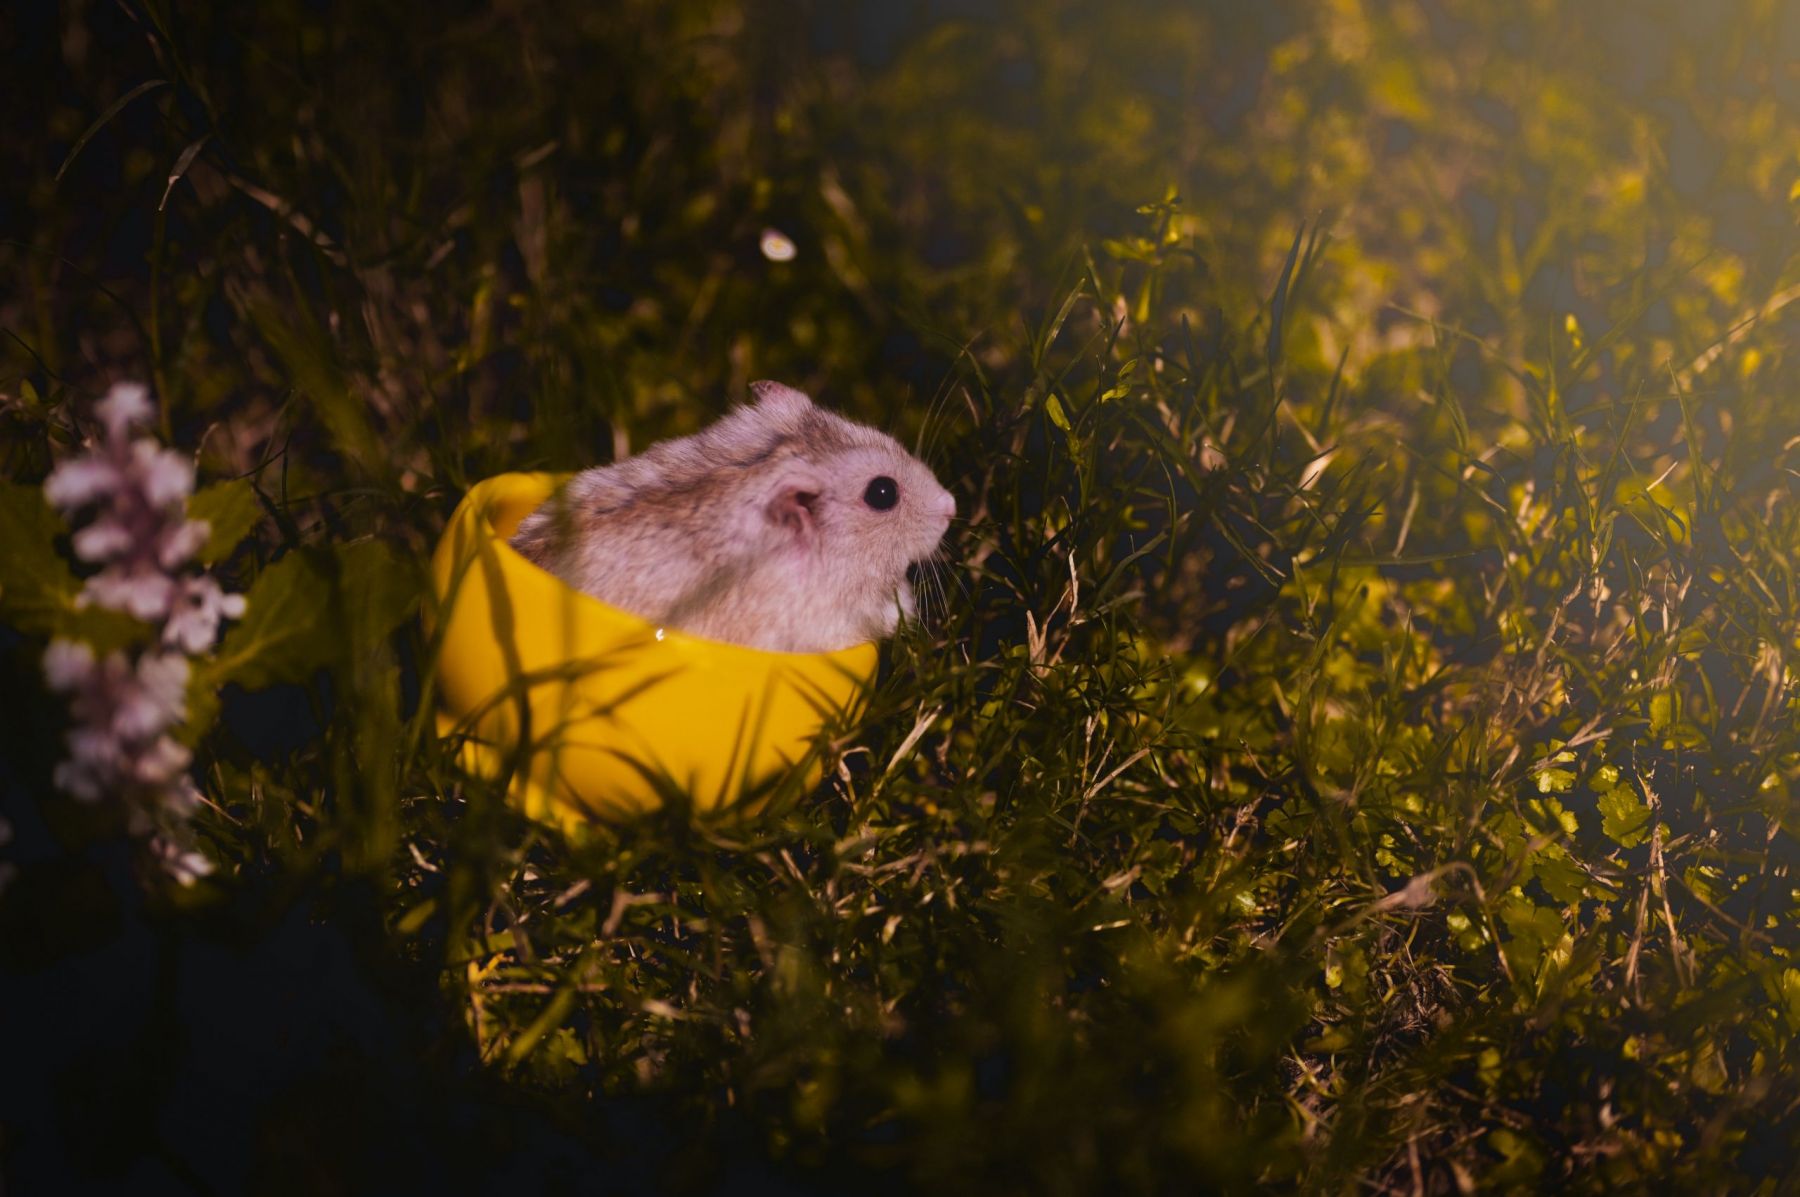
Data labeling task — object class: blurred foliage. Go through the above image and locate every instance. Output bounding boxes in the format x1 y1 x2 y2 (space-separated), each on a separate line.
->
5 0 1800 1191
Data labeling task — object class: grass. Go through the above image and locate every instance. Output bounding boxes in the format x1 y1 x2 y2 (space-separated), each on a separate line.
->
5 0 1800 1191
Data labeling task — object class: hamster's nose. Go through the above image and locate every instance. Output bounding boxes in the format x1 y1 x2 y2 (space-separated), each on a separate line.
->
934 491 956 521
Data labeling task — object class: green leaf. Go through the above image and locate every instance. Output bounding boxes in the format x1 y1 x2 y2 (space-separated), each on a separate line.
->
1689 1040 1729 1095
208 541 419 692
1098 360 1137 402
1526 796 1579 836
1779 969 1800 1033
0 479 79 635
1034 284 1086 362
58 605 155 657
336 539 421 654
1649 691 1674 736
209 549 336 690
187 478 262 565
1304 1024 1353 1053
1535 748 1577 794
1487 1127 1546 1187
1045 392 1071 432
1534 846 1587 905
1266 221 1306 367
1598 782 1652 848
1099 237 1156 264
0 481 156 652
54 79 169 183
1500 898 1565 977
250 301 383 475
177 660 223 747
1536 767 1575 795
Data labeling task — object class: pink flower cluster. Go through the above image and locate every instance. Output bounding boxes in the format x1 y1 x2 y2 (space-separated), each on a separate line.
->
40 382 247 885
43 383 245 650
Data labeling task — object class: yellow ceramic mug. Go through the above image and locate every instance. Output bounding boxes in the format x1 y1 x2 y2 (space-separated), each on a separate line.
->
429 473 879 831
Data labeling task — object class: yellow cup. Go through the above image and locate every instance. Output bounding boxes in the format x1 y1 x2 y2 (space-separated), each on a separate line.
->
429 473 878 831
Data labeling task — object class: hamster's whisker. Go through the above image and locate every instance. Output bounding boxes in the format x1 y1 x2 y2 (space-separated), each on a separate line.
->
912 555 947 624
907 561 934 623
937 553 971 605
938 550 970 607
921 550 961 622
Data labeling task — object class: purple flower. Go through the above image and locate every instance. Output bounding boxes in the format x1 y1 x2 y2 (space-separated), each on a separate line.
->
40 382 248 885
42 639 192 803
164 575 249 655
44 382 219 625
43 457 123 509
95 380 154 437
149 832 214 884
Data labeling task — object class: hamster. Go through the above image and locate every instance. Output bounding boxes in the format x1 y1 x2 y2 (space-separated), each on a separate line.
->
509 381 956 653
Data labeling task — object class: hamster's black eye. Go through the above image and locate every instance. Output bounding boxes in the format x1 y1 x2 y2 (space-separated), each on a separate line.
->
863 476 899 511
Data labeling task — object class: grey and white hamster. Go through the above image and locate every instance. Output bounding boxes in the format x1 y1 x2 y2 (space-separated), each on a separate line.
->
509 381 955 653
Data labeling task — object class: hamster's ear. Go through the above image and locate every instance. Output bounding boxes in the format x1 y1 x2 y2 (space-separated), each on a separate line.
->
749 381 813 419
763 468 826 542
